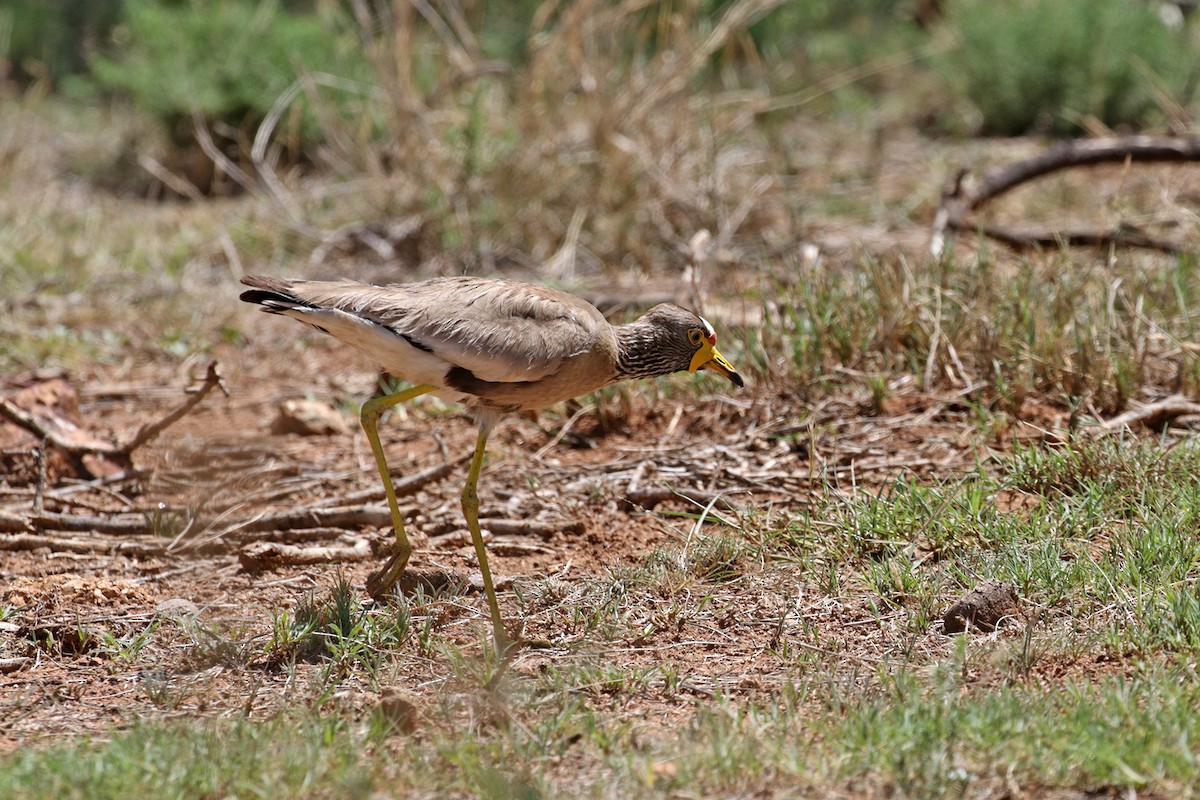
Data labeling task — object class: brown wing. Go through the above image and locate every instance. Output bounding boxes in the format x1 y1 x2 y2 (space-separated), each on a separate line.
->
257 276 608 384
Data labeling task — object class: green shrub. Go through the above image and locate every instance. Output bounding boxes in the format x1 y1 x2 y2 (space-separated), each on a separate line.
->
940 0 1196 136
747 0 918 68
89 0 369 152
1 0 121 86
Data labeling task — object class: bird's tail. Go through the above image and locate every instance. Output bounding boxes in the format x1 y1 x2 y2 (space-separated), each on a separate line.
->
239 275 312 311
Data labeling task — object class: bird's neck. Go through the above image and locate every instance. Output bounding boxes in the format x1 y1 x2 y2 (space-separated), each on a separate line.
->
613 319 674 380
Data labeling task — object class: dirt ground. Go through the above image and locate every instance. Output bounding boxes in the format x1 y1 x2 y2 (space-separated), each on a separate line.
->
5 135 1187 754
0 321 1079 752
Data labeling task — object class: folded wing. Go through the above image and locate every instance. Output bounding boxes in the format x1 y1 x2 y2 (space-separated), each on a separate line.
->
240 276 606 386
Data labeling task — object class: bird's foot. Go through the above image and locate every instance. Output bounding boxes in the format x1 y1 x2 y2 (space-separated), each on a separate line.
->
494 631 519 659
484 623 524 690
491 618 524 660
366 549 409 600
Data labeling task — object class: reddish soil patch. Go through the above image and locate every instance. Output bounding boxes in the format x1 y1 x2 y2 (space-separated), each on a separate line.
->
0 340 1087 748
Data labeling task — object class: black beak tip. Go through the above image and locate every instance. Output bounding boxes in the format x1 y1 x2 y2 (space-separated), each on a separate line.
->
730 371 745 389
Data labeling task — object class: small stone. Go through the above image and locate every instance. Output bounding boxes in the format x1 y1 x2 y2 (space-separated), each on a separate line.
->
270 399 349 436
377 687 420 735
394 566 470 596
942 581 1019 634
0 657 31 674
155 597 200 619
651 760 678 782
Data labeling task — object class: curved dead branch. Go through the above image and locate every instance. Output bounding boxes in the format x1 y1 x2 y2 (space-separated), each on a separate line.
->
931 136 1200 257
0 362 227 459
1099 395 1200 432
239 539 374 572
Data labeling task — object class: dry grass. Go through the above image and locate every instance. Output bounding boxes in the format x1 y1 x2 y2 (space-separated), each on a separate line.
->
303 0 796 272
4 2 1200 797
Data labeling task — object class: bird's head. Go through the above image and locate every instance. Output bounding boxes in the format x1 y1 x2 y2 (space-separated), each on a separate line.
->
624 304 744 388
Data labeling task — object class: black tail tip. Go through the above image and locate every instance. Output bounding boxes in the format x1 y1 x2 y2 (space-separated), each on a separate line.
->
240 288 285 306
239 275 301 308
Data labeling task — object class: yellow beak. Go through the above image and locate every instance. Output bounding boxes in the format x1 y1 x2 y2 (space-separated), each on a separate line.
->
689 342 745 388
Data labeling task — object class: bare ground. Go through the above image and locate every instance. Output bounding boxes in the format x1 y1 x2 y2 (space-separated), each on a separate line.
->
3 121 1198 781
0 331 1080 752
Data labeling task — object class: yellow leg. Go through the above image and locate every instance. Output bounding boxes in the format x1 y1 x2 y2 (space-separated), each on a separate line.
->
361 383 437 599
462 424 513 653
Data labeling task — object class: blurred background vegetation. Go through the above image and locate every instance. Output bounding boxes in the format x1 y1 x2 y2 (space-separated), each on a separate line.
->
1 0 1197 266
6 0 1194 140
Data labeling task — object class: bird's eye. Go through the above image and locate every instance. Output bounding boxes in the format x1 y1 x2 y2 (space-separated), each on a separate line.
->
688 328 704 346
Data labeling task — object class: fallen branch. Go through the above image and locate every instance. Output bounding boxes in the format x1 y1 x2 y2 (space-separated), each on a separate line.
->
621 485 742 512
971 223 1182 255
334 453 470 506
0 657 31 674
117 362 228 454
0 511 31 533
309 216 426 265
239 539 373 571
0 533 166 556
428 517 583 549
0 362 227 459
582 290 681 315
1099 395 1200 432
237 505 398 533
192 111 255 192
233 526 359 544
220 455 466 538
425 61 511 107
931 136 1200 257
0 399 111 457
479 517 585 538
136 153 204 201
486 540 557 557
29 512 154 535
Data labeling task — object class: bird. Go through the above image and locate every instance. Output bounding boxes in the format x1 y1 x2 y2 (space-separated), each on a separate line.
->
239 274 743 651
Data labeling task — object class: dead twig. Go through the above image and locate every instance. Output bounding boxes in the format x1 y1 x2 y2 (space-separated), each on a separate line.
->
479 518 584 539
1098 395 1200 432
0 658 31 674
0 400 112 457
234 526 358 544
621 485 742 512
486 540 557 557
582 290 680 315
425 60 511 107
533 405 595 459
251 79 306 226
29 513 154 535
333 453 469 506
33 436 47 513
309 216 425 265
970 223 1182 255
231 505 401 536
238 539 373 572
136 153 204 201
192 112 256 192
429 518 583 548
117 362 228 455
0 511 31 533
0 362 227 459
0 533 165 556
931 135 1200 257
199 454 469 544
